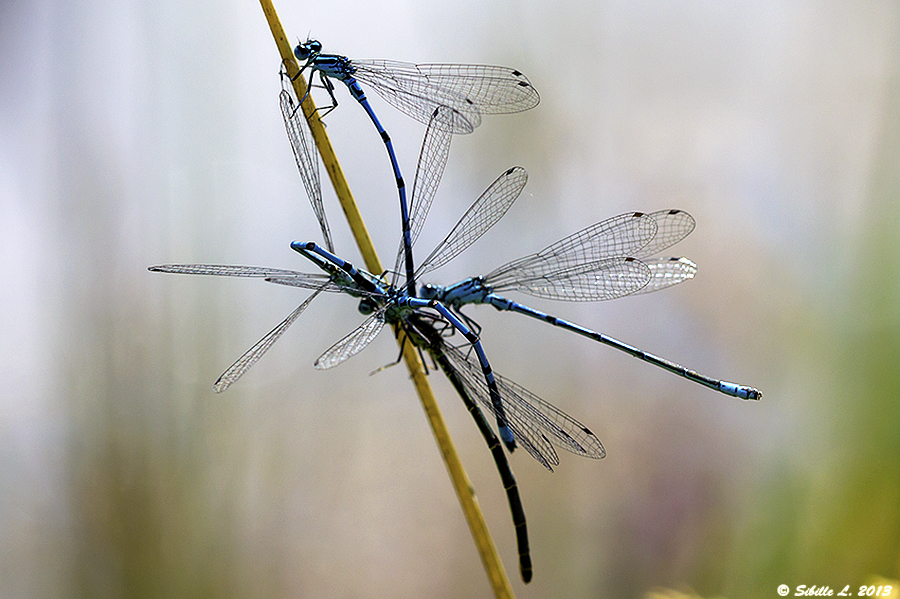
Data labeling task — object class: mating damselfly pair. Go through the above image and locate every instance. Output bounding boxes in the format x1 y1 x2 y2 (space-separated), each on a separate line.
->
150 39 760 583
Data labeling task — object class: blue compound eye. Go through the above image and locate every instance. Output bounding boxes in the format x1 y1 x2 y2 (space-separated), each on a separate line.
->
294 40 321 61
358 297 377 315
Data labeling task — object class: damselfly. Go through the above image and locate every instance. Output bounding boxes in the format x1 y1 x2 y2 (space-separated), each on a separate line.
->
150 110 591 582
286 39 539 295
419 209 762 400
149 204 603 585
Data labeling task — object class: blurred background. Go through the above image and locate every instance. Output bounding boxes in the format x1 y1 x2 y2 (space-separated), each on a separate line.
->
2 0 898 597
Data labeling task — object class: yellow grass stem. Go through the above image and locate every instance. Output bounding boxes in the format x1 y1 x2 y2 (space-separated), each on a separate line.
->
258 2 516 596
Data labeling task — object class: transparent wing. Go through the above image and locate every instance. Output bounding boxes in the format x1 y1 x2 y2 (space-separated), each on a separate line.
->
442 344 558 470
265 274 378 298
352 60 540 133
442 343 605 471
280 87 333 252
415 166 527 278
627 209 697 294
492 365 606 459
484 211 658 289
392 105 454 284
628 256 697 295
493 257 652 301
632 209 695 259
150 264 328 283
314 310 386 370
213 287 325 392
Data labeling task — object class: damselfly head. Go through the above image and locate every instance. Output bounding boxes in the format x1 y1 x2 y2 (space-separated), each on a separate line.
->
294 40 322 61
